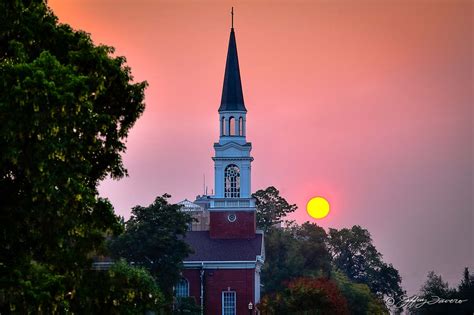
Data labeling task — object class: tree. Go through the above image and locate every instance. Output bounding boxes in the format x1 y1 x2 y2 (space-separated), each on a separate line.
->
458 267 474 298
108 194 193 297
419 271 452 298
328 226 405 304
173 297 201 314
332 270 389 315
258 277 349 315
261 227 305 293
262 222 332 294
408 271 457 315
1 0 146 312
72 260 164 314
253 186 297 231
290 222 332 277
456 267 474 315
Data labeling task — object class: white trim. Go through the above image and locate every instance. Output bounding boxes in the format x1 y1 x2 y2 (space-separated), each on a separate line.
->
254 267 261 304
183 261 257 269
207 208 256 212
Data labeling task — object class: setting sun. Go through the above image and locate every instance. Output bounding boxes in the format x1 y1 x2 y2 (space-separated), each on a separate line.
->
307 197 330 219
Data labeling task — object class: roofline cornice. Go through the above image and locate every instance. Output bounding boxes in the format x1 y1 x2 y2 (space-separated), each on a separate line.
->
183 261 257 269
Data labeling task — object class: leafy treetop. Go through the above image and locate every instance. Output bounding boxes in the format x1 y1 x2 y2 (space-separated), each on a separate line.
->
0 0 146 311
253 186 297 232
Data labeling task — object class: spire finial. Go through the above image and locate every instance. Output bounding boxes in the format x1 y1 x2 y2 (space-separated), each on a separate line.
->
231 7 234 29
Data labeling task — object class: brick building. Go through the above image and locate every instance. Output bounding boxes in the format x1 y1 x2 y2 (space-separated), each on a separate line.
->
175 20 265 315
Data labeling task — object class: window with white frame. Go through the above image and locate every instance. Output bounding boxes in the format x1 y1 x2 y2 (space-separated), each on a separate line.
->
175 278 189 298
224 164 240 198
222 291 236 315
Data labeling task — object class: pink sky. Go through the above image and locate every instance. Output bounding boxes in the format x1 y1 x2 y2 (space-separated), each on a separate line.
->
48 0 472 295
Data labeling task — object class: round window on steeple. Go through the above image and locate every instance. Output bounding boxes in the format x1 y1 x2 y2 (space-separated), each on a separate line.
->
227 213 237 222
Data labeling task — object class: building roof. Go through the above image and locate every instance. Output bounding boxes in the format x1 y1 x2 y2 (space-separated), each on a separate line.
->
183 231 262 262
219 28 247 112
178 199 204 211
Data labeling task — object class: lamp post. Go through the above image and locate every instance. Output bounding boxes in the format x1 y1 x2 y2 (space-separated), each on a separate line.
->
248 302 253 315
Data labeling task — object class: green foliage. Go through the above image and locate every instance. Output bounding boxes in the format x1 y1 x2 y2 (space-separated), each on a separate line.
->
0 0 146 312
5 261 69 313
253 186 297 231
261 220 402 314
328 226 405 303
262 222 332 294
332 270 389 315
108 195 193 297
258 277 349 315
72 260 164 314
173 297 201 314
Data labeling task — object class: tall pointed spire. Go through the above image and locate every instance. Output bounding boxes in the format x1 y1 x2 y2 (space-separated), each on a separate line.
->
219 8 246 112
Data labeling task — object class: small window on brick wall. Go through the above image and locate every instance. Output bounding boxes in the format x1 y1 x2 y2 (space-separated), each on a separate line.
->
222 291 236 315
175 278 189 298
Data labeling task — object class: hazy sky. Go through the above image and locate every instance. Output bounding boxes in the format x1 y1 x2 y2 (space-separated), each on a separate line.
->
48 0 472 295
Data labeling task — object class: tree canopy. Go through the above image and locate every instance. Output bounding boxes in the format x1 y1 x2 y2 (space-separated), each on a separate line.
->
0 0 146 312
253 186 297 231
259 277 350 315
72 260 165 314
253 187 401 314
328 226 405 303
261 223 393 314
108 194 194 298
408 269 474 315
262 222 332 294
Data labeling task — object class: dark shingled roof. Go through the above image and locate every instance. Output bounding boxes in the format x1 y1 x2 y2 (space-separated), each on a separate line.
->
219 28 247 112
184 231 262 261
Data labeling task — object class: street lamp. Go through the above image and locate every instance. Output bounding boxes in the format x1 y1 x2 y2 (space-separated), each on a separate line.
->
248 302 253 315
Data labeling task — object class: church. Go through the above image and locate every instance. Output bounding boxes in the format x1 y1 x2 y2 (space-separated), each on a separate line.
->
175 19 265 315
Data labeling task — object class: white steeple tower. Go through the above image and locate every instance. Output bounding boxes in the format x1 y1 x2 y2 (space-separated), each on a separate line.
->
209 17 256 239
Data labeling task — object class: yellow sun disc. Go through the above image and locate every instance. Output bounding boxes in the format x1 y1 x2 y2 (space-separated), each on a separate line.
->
307 196 330 219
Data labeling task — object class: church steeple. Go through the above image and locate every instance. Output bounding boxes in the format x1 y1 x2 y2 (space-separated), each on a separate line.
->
219 12 246 112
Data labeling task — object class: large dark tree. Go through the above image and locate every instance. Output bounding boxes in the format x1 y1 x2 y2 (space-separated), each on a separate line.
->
0 0 146 312
262 222 332 293
458 267 474 312
328 226 405 304
253 186 297 232
108 195 193 297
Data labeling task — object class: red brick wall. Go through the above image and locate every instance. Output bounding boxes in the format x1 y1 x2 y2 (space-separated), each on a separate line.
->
209 211 256 239
206 269 255 315
183 268 256 315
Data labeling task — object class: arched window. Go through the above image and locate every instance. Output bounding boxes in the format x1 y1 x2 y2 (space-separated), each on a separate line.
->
221 117 226 136
224 164 240 198
239 117 244 136
175 278 189 297
229 116 235 136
